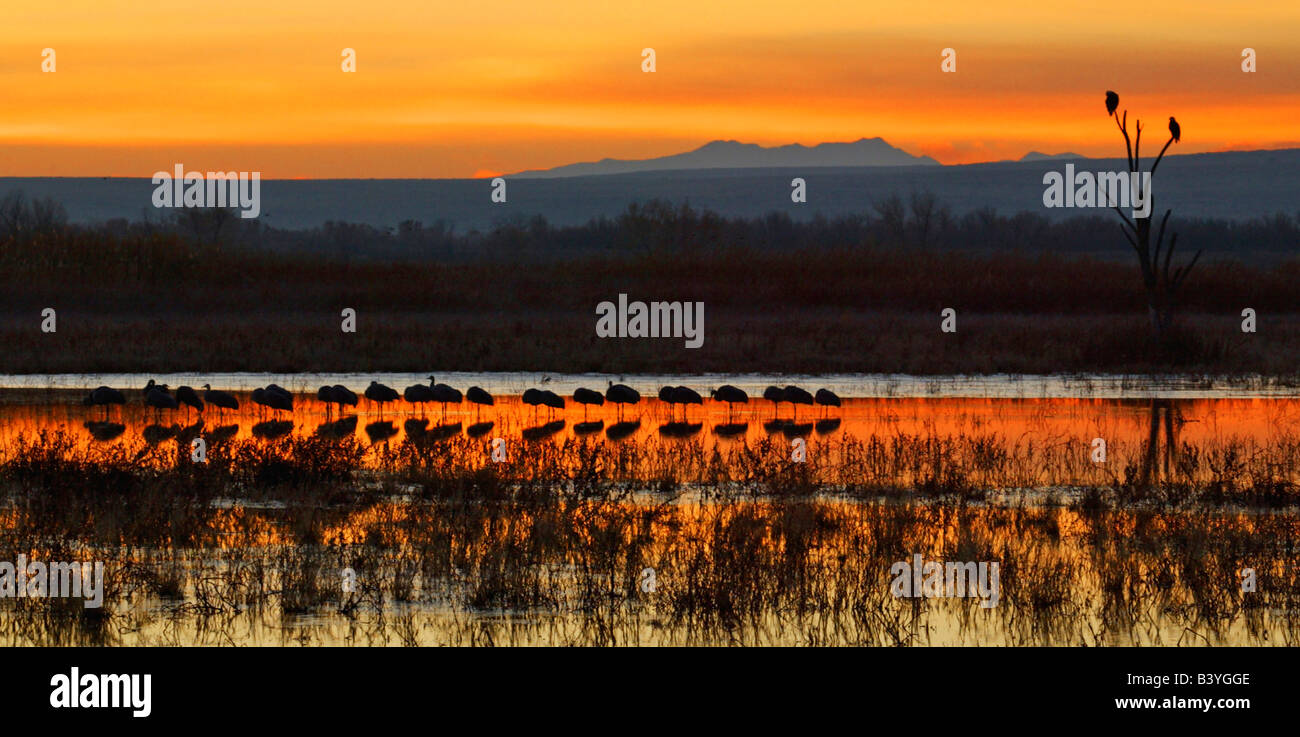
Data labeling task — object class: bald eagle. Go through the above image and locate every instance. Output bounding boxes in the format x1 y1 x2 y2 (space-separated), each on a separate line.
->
1169 116 1181 143
1105 90 1119 115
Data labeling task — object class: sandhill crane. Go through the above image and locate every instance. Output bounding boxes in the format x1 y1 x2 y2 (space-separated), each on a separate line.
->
143 380 179 419
657 386 676 418
522 388 544 419
572 387 604 419
318 385 338 419
814 388 841 417
83 386 125 419
659 386 701 421
332 385 358 411
429 378 463 420
265 384 294 410
763 385 784 417
175 385 204 417
783 385 814 421
674 386 702 419
540 390 565 417
466 386 494 420
404 382 434 415
252 386 292 415
202 384 239 418
605 382 641 420
365 381 400 417
709 385 748 421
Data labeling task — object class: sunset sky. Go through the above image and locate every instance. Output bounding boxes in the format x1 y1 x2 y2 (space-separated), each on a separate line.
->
2 0 1297 178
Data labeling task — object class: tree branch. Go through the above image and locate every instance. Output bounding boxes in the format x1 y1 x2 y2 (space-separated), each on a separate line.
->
1150 136 1176 178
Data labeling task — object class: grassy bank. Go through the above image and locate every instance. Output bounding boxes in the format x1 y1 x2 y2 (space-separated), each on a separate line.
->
4 211 1300 373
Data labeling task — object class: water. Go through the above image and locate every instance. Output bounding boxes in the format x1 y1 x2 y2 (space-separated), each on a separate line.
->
5 371 1299 398
2 373 1297 646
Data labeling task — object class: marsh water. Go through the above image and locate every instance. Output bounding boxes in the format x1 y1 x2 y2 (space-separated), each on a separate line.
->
1 374 1297 646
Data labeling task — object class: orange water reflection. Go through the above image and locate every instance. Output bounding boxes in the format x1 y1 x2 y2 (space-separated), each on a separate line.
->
9 395 1300 483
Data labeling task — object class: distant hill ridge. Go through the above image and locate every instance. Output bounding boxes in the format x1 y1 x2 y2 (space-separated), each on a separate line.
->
515 137 941 178
1020 151 1088 161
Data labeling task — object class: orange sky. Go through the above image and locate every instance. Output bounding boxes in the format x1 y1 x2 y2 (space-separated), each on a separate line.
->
2 0 1297 178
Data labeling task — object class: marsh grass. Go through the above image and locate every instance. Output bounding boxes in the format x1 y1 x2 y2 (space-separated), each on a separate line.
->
0 426 1297 645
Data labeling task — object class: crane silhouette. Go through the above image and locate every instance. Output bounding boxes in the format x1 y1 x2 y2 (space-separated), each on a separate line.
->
202 384 239 418
83 385 125 420
709 385 748 421
605 382 641 420
143 380 179 419
465 386 494 420
428 377 463 420
572 387 605 419
762 385 784 417
403 382 434 415
814 388 841 417
365 381 400 417
175 385 204 417
782 385 814 421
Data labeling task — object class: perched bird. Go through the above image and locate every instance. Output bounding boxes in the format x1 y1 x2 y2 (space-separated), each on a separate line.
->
203 384 239 416
709 385 748 420
365 381 401 416
175 385 204 415
572 387 605 419
1105 90 1119 116
1168 116 1181 143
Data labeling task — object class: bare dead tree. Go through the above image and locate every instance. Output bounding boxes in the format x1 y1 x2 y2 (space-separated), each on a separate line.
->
1106 91 1201 344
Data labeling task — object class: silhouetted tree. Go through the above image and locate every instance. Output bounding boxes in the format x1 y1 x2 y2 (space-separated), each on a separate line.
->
1105 91 1201 344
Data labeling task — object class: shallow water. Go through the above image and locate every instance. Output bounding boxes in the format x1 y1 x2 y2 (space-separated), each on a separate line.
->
3 374 1298 646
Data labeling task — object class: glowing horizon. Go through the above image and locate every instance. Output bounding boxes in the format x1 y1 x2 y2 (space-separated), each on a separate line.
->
2 0 1297 178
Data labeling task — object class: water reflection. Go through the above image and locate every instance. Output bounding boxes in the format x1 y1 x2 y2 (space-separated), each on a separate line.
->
8 393 1300 490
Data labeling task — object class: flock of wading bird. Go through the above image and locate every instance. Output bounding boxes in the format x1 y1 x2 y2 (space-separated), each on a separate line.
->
79 378 844 443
